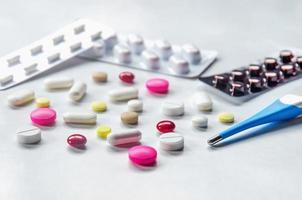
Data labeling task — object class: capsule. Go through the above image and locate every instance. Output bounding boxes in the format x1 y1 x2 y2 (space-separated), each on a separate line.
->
63 112 97 125
7 89 35 107
107 129 142 146
68 81 87 101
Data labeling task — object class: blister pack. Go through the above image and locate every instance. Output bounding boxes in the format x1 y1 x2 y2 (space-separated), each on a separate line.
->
80 34 218 78
0 19 105 90
199 49 302 104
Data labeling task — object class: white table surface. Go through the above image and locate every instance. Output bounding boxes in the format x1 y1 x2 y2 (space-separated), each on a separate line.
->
1 0 302 199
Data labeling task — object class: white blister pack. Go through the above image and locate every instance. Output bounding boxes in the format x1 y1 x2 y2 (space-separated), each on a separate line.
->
80 34 218 78
0 19 104 90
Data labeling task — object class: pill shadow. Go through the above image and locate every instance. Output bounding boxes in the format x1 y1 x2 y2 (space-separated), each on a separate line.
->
64 123 96 129
208 117 302 149
106 142 141 152
18 140 43 149
66 146 87 154
159 148 184 156
128 161 157 172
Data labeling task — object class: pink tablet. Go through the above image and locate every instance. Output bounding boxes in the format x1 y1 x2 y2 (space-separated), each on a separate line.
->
30 108 56 126
128 145 157 166
145 78 169 94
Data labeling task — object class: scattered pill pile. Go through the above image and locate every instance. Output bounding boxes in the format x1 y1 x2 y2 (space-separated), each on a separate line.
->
9 70 236 168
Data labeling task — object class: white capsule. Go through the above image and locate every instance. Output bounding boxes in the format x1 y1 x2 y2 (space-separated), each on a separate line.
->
16 126 41 144
154 40 172 60
169 55 190 74
128 99 143 112
127 34 145 54
182 44 201 64
142 50 160 69
109 87 138 101
114 45 132 63
159 133 184 151
7 89 35 107
63 112 96 124
68 81 86 101
162 101 184 116
44 77 74 90
107 129 141 146
192 115 208 128
0 74 13 85
192 91 212 111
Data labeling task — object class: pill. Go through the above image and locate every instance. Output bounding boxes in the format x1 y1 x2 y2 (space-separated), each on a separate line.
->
192 91 212 111
229 82 245 96
169 55 190 74
280 50 294 63
103 30 118 50
192 115 208 128
44 77 74 90
35 97 50 108
67 134 87 149
162 101 184 116
92 71 108 82
213 74 229 89
142 50 160 69
16 126 41 144
30 108 56 126
119 71 135 83
7 89 35 107
127 34 145 54
96 125 112 139
128 145 157 166
107 129 142 146
146 78 169 94
91 101 107 112
68 81 87 101
154 40 172 60
182 44 201 64
218 112 234 123
128 99 143 112
114 45 132 63
0 74 13 85
159 133 184 151
121 111 139 125
156 120 176 133
231 70 246 82
63 112 97 125
91 41 105 57
108 87 138 101
264 57 278 71
248 64 262 77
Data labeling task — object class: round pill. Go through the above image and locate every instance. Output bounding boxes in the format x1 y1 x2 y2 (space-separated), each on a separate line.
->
161 101 184 116
30 108 56 126
128 99 143 112
218 112 235 123
119 71 135 84
121 112 139 125
91 101 107 112
192 115 208 128
92 71 108 82
16 126 41 144
159 133 184 151
156 120 176 133
192 91 212 111
96 125 111 139
36 97 50 108
128 145 157 166
67 134 87 149
145 78 169 94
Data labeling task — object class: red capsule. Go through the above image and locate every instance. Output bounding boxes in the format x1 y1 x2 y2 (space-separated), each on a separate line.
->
156 120 176 133
119 71 135 83
67 134 87 149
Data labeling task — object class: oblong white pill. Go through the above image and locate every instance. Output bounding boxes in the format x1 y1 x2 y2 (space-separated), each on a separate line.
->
154 40 172 60
128 99 143 112
114 45 132 63
63 112 97 124
7 89 35 107
182 44 201 64
159 133 184 151
68 81 87 101
44 77 74 89
16 126 41 144
127 34 145 54
109 87 138 101
162 101 184 116
107 129 142 146
142 50 160 69
169 55 190 74
192 115 208 128
192 91 212 111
